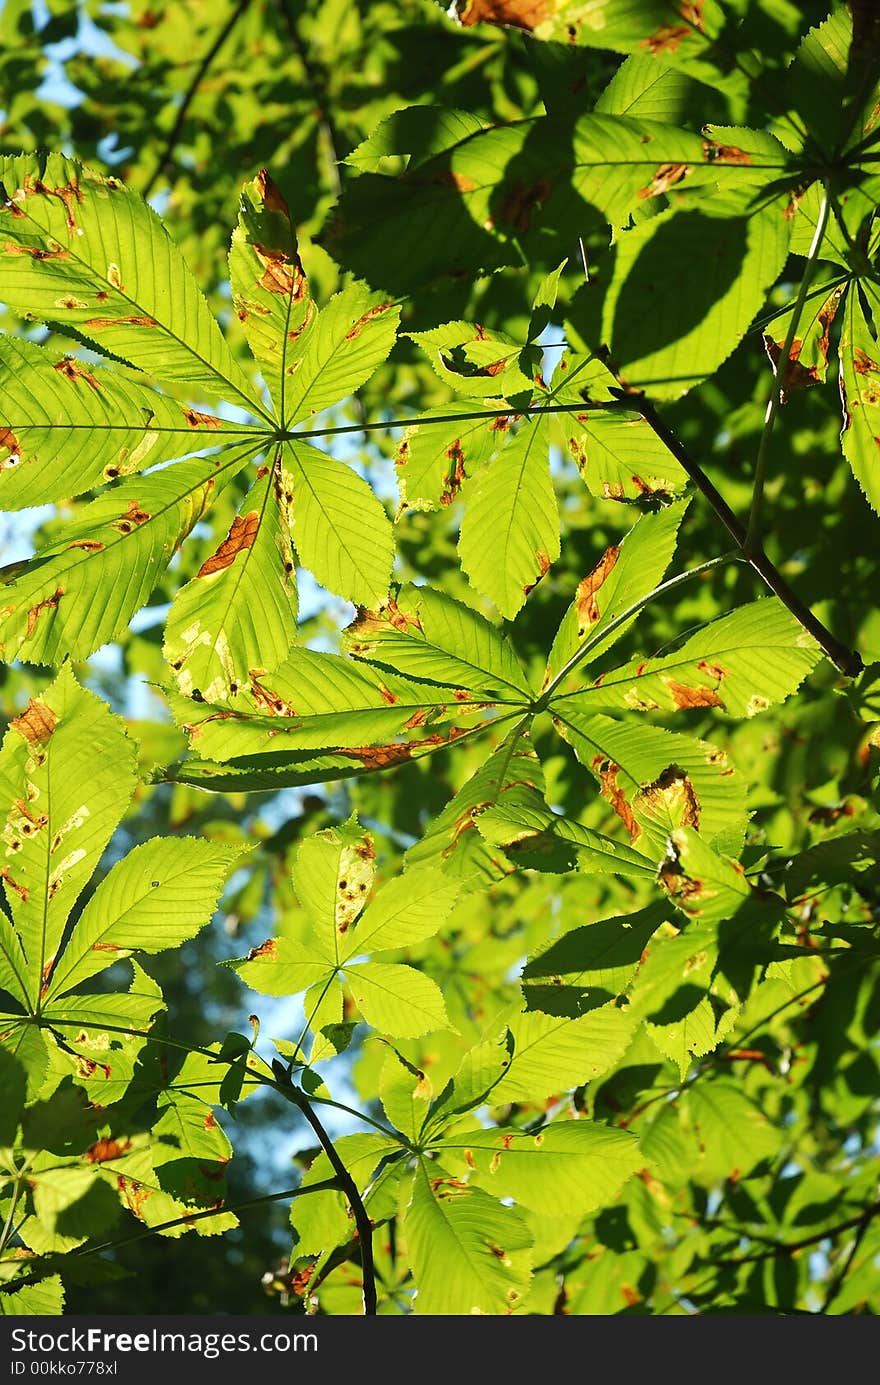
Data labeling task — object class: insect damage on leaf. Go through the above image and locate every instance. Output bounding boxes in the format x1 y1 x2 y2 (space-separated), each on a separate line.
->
576 546 620 634
635 765 700 831
455 0 552 30
198 512 260 578
10 698 59 747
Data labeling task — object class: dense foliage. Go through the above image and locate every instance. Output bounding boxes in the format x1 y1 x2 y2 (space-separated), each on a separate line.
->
0 0 879 1317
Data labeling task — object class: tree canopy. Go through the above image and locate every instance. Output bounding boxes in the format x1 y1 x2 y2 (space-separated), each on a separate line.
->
0 0 879 1318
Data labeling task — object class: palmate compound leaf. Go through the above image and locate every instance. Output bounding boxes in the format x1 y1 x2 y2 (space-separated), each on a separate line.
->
0 156 400 688
329 105 785 294
0 667 241 1070
229 819 460 1042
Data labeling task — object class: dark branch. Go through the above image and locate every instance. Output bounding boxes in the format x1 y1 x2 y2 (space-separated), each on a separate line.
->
142 0 251 200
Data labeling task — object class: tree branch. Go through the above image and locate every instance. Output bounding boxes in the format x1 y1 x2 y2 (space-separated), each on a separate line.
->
273 1065 378 1315
142 0 251 201
622 392 863 677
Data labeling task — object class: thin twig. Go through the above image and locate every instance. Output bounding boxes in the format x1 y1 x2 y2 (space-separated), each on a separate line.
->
142 0 252 200
275 1069 378 1315
0 1180 339 1296
820 1202 879 1312
277 0 344 199
714 1201 880 1269
629 393 863 677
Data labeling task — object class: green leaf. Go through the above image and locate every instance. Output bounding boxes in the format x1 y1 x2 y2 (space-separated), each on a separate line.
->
549 352 689 502
0 667 137 1007
554 598 820 717
685 1081 782 1183
345 583 535 700
394 403 500 511
228 168 312 412
521 903 666 1017
0 335 259 509
379 1045 433 1141
44 837 242 1000
406 1162 533 1315
458 415 557 618
555 708 749 858
345 105 486 172
839 276 880 513
282 282 400 426
285 816 375 969
283 440 393 604
0 153 257 409
543 499 687 686
440 1118 643 1217
341 867 460 958
0 1275 64 1315
0 1046 26 1144
476 787 659 883
408 319 536 400
177 646 470 762
406 723 540 881
0 449 250 664
491 1005 636 1104
164 458 298 701
762 279 847 392
595 51 704 123
346 960 451 1037
603 193 792 398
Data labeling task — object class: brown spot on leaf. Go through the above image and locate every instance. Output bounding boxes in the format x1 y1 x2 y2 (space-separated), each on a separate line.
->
853 348 879 376
638 162 689 199
441 439 467 505
428 170 477 194
25 587 64 638
256 168 290 217
84 1137 132 1164
696 659 728 681
403 708 430 729
286 297 316 342
593 757 640 842
247 938 278 961
0 866 28 901
702 141 752 165
601 481 626 501
183 409 222 430
457 0 551 29
664 678 724 709
90 942 121 952
116 1176 152 1219
3 241 70 260
112 501 150 534
11 698 58 746
635 764 700 830
345 302 391 339
253 242 306 298
377 684 398 705
641 24 690 52
249 672 296 718
496 177 550 232
0 427 20 459
23 173 84 232
198 511 260 577
53 357 101 390
67 539 104 552
204 1111 217 1130
576 546 620 633
83 315 157 329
